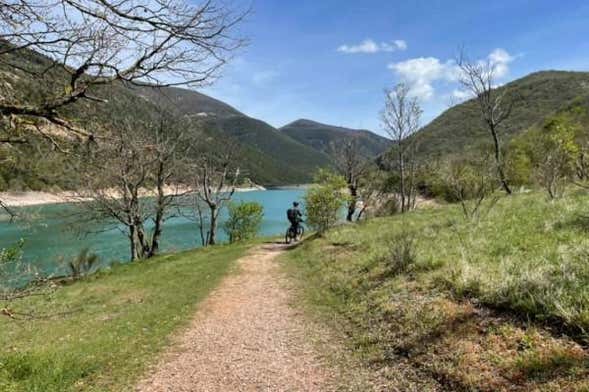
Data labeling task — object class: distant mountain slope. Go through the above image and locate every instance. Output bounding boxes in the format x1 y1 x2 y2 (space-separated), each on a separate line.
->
137 89 333 185
414 71 589 157
0 45 337 187
133 86 244 118
280 119 391 159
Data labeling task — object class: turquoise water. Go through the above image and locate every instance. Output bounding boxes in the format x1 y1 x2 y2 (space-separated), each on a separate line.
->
0 189 304 278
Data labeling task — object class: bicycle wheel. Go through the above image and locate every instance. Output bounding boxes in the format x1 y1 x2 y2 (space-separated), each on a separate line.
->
297 226 304 240
285 227 293 244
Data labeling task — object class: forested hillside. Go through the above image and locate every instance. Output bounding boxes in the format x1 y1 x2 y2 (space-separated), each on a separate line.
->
414 71 589 157
0 46 333 188
281 119 391 160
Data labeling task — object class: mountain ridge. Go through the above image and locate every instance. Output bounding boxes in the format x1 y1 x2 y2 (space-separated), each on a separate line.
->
280 118 391 160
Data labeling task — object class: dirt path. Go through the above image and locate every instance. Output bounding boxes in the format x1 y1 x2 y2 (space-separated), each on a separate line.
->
136 243 335 392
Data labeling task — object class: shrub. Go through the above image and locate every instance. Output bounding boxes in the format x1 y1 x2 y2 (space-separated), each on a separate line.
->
304 170 349 235
439 155 498 220
0 239 39 299
69 248 100 279
508 114 580 198
222 201 264 243
383 233 416 277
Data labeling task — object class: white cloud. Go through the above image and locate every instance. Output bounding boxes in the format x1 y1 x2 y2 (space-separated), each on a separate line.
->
388 48 515 101
387 57 458 100
252 70 279 86
486 48 514 78
337 39 407 54
393 40 407 51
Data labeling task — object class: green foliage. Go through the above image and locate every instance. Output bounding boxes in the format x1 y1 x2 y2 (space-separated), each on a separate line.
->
509 114 580 198
304 170 349 234
222 201 264 243
0 239 24 264
68 248 100 279
0 239 33 297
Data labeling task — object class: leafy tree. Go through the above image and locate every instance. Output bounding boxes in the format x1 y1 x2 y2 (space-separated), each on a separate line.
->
223 202 264 243
510 115 579 198
304 170 349 235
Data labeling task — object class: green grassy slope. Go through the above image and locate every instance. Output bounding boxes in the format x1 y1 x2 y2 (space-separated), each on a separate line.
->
415 71 589 158
281 119 391 159
283 190 589 390
0 243 249 392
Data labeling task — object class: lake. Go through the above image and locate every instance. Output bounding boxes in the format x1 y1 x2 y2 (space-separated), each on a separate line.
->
0 188 305 278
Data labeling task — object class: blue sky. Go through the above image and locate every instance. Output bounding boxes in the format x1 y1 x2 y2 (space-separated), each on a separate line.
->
202 0 589 135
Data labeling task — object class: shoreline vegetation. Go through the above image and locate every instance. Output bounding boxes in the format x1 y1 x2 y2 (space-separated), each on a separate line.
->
0 185 267 208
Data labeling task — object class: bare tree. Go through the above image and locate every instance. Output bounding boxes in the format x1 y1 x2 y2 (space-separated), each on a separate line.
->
74 112 190 260
187 147 239 246
0 0 245 138
355 168 386 220
457 51 514 194
332 139 368 221
381 83 422 213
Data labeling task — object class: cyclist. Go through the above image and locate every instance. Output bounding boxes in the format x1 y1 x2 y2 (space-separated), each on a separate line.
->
286 201 303 239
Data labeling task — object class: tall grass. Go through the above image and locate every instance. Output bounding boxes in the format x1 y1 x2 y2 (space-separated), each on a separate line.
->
282 189 589 389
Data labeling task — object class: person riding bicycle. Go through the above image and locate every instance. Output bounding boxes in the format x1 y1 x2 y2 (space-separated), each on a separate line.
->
287 201 303 233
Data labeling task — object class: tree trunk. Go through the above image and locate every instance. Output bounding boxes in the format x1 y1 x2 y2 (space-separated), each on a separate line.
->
149 173 165 258
346 184 358 221
490 123 512 195
129 225 137 261
208 205 218 245
149 219 163 258
398 142 407 213
135 223 150 259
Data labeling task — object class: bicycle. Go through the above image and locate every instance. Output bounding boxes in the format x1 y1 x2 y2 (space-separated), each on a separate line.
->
285 223 304 244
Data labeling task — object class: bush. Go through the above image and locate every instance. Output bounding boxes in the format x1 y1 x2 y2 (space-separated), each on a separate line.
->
508 114 580 198
0 239 33 295
304 170 349 235
69 248 100 279
383 233 416 277
222 201 264 243
439 155 498 220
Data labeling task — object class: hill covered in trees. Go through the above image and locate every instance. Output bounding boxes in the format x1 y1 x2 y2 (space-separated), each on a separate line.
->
0 46 337 188
414 71 589 158
280 119 391 160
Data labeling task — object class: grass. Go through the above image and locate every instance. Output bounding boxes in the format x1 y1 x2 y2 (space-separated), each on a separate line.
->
282 189 589 390
0 243 250 392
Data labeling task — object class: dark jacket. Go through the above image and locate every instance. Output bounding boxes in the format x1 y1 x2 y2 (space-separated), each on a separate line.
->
287 207 302 223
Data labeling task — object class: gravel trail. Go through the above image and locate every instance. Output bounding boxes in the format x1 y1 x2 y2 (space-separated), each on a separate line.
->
136 243 334 392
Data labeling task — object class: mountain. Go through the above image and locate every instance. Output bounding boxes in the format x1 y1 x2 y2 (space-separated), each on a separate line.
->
0 45 334 188
134 88 333 186
280 119 391 160
414 71 589 158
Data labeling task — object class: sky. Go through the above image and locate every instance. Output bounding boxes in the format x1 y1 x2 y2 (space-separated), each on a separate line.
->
202 0 589 135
